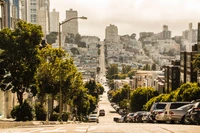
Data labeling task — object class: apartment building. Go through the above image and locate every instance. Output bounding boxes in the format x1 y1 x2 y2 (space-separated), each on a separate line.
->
25 0 50 35
62 9 78 36
139 32 154 38
164 60 180 93
50 9 59 33
182 23 197 43
155 25 171 40
105 24 119 43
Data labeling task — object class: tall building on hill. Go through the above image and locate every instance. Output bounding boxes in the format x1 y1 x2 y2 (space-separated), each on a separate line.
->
62 9 78 36
139 32 154 38
161 25 171 39
50 9 59 33
105 24 119 43
182 23 197 43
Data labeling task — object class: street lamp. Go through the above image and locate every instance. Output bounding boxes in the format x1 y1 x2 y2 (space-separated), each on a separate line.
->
144 78 148 102
58 16 87 119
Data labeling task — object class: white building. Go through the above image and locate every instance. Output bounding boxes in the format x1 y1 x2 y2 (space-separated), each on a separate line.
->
50 9 59 33
37 7 49 35
62 9 78 36
25 0 50 35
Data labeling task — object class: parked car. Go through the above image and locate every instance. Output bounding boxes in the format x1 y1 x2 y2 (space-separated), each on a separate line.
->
184 102 200 124
164 103 194 124
125 113 134 122
132 111 146 123
163 102 190 123
149 102 168 122
155 111 165 123
142 112 151 123
99 109 105 116
88 114 99 123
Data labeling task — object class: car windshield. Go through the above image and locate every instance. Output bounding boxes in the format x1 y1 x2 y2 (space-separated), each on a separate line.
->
155 103 166 109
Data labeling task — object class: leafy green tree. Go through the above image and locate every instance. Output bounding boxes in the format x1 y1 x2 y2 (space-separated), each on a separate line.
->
107 64 118 79
143 93 167 111
130 87 158 111
127 69 136 79
46 32 58 44
192 54 200 72
73 87 91 116
110 84 131 105
0 21 43 105
142 64 151 70
75 33 81 44
151 63 156 70
36 45 66 107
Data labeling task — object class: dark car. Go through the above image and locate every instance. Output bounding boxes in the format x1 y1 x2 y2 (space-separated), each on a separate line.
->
99 109 105 116
184 102 200 124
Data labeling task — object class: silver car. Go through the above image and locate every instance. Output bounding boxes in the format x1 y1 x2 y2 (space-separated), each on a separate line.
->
166 103 194 123
163 102 191 123
88 114 99 123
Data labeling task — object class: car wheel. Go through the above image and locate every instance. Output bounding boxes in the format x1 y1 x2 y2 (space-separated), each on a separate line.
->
183 116 191 124
165 120 172 124
174 120 181 124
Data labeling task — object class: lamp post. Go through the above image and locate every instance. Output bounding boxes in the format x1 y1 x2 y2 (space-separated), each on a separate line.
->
58 16 87 119
143 78 148 102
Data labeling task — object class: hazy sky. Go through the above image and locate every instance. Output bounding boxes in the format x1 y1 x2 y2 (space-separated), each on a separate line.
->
50 0 200 40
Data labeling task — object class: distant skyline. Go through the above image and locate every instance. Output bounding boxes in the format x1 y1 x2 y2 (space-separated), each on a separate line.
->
50 0 200 40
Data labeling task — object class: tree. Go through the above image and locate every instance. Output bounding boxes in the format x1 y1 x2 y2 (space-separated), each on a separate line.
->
36 45 66 107
107 64 118 79
192 54 200 72
0 21 43 105
151 63 156 70
130 87 158 111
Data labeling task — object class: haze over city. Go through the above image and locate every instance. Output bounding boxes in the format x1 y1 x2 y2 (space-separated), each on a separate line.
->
50 0 200 40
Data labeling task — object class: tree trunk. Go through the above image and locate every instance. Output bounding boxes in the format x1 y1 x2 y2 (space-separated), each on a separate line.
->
17 91 23 106
50 94 54 116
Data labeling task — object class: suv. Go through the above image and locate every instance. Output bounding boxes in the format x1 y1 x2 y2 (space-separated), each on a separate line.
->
149 102 168 122
163 102 190 123
99 109 105 116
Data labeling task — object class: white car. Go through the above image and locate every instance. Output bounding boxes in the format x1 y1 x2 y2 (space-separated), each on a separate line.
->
88 114 99 123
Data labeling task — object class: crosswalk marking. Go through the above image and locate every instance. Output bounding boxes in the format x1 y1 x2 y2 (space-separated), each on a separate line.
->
40 127 66 132
75 126 96 132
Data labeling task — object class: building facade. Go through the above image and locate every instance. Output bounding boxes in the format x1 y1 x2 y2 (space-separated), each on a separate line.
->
50 8 59 33
139 32 154 39
105 24 118 43
62 9 78 36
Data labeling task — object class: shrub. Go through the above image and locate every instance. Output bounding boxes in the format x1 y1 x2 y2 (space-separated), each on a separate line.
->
49 111 59 121
10 100 33 121
34 103 47 121
61 112 70 121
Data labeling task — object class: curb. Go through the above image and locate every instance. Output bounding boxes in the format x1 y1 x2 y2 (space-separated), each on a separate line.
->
0 120 82 128
0 121 34 129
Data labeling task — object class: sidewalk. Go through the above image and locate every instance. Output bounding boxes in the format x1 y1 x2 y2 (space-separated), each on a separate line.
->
0 119 81 129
